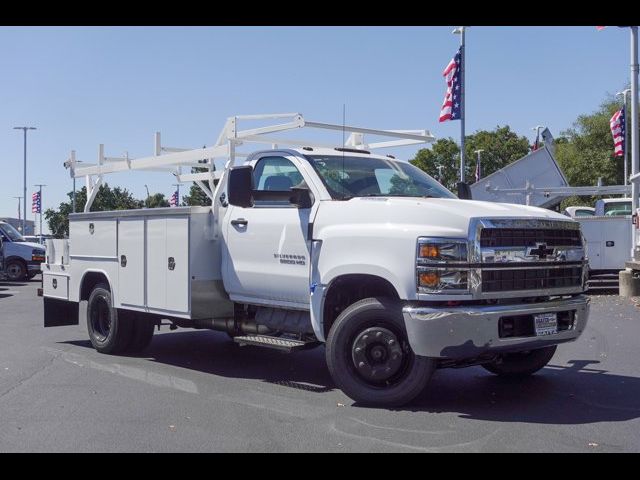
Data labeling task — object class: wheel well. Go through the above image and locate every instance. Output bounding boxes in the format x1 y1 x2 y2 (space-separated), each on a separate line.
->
5 256 27 267
323 274 400 338
80 272 110 301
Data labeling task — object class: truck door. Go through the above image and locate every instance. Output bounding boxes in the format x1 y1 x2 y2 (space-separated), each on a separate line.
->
223 155 313 307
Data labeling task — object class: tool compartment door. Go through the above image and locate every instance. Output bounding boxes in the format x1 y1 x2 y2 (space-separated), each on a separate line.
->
165 216 190 312
145 216 190 313
118 218 145 307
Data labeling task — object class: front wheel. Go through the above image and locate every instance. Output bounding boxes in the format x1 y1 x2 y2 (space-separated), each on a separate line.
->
482 345 557 377
326 297 436 407
5 260 26 281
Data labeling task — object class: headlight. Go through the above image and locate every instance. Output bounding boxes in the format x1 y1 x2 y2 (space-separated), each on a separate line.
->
417 238 468 264
416 238 469 294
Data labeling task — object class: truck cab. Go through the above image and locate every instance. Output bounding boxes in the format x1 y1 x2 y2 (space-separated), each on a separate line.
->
41 113 590 407
0 221 46 281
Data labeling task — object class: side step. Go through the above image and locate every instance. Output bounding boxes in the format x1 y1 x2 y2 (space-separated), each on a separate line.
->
233 335 320 353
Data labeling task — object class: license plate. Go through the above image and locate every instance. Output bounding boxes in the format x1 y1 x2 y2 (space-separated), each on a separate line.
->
534 312 558 336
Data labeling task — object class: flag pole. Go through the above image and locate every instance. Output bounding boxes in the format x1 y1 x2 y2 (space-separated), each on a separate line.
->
630 26 639 257
454 26 467 182
34 184 46 242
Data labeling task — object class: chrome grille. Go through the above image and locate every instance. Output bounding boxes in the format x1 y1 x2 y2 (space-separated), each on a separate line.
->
480 228 582 248
469 218 587 298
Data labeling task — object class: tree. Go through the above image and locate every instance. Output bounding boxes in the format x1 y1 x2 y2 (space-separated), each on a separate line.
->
145 193 169 208
409 126 530 192
181 167 213 206
44 183 143 238
555 94 627 209
410 137 460 192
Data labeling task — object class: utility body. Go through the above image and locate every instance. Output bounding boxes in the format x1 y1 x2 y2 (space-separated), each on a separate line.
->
42 113 590 406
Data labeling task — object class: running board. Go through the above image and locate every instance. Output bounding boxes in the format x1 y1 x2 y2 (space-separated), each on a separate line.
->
233 335 320 352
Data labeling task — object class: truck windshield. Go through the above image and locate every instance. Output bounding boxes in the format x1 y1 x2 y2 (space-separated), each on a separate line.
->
604 201 631 216
305 155 456 200
0 223 25 242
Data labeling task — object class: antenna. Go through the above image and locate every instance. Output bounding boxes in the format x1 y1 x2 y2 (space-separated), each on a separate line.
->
342 104 346 199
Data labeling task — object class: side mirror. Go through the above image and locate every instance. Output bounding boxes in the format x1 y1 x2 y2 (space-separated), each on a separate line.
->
456 182 472 200
290 187 313 209
228 166 254 208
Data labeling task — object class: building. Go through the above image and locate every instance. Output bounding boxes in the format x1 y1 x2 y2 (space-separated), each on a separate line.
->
0 217 35 236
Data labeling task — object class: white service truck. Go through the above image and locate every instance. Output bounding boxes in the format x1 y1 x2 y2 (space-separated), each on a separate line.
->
571 199 633 274
41 114 590 406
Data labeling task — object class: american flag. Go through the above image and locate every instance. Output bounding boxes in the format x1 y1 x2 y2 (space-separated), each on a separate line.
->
610 107 625 157
32 191 41 214
169 190 179 207
439 47 463 122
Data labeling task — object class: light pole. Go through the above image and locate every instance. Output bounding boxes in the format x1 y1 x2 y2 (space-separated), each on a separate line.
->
474 149 484 181
531 125 545 150
616 89 631 185
13 126 36 235
144 184 150 207
12 196 23 232
453 26 467 182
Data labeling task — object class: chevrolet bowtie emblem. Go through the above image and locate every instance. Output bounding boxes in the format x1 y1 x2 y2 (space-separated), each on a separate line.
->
528 243 555 260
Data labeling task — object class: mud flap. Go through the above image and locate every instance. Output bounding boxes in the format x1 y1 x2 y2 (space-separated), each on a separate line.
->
44 297 79 327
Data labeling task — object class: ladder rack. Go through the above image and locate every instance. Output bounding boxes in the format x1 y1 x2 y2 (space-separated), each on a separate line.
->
63 112 436 213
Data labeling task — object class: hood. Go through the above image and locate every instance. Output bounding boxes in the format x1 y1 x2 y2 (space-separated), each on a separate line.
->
315 197 573 238
14 241 45 250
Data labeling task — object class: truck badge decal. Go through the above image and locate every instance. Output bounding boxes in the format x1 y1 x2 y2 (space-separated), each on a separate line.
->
528 243 555 260
273 253 306 266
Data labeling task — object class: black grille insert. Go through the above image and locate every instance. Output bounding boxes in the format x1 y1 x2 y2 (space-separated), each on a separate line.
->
482 267 583 292
480 228 581 248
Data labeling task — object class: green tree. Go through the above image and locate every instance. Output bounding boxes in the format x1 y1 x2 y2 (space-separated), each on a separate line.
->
555 94 628 209
410 137 460 192
145 193 170 208
409 126 530 192
182 167 213 206
44 183 143 238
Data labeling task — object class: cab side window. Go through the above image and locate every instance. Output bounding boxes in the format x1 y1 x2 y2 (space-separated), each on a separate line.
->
252 156 307 206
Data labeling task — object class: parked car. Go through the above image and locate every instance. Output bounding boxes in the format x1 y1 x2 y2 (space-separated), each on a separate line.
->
0 221 46 281
563 206 595 218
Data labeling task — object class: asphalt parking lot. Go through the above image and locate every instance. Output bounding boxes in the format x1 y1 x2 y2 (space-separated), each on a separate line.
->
1 278 640 452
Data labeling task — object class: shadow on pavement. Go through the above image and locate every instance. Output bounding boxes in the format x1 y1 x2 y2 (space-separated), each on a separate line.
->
63 329 335 395
63 331 640 424
0 282 28 287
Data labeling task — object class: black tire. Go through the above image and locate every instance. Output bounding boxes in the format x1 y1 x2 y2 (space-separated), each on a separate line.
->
326 297 436 407
482 345 557 377
5 260 27 281
125 315 156 353
86 283 133 354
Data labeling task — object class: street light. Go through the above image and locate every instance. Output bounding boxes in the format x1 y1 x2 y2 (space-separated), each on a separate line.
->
144 184 150 208
474 149 484 181
13 126 36 235
616 89 631 185
531 125 545 150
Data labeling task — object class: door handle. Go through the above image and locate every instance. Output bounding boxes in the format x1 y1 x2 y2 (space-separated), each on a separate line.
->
231 218 248 227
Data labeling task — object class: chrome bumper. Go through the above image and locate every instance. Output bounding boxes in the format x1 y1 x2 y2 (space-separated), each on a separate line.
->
403 295 589 359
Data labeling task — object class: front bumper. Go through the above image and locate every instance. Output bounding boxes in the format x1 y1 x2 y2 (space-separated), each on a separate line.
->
27 261 43 273
403 295 589 359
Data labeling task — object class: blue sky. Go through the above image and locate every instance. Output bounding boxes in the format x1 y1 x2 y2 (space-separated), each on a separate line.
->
0 26 632 232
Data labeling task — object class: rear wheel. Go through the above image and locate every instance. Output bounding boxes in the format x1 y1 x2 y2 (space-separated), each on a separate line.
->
326 297 436 407
482 346 557 377
87 283 133 354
